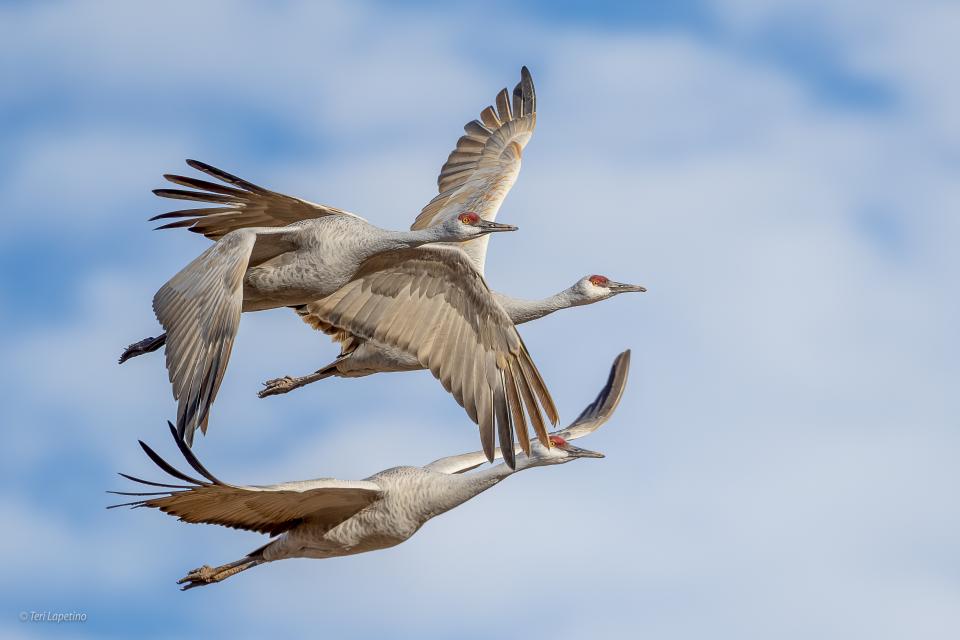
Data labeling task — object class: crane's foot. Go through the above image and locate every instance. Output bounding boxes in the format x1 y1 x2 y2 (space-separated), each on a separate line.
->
258 376 301 398
178 565 219 589
178 559 258 590
258 365 338 398
119 334 166 364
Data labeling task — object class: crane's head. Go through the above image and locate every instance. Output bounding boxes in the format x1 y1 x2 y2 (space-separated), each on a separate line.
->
439 211 518 241
529 434 604 465
570 274 646 303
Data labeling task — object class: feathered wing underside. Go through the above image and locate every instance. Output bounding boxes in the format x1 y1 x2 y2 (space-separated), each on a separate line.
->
292 307 362 357
108 423 382 537
424 349 631 474
297 246 558 467
411 66 536 274
153 227 298 446
151 159 357 240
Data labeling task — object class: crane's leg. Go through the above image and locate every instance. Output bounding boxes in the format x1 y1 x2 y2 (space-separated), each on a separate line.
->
178 555 263 590
257 360 341 398
118 333 167 364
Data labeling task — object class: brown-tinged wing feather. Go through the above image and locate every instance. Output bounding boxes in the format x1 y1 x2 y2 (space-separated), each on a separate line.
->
109 423 382 536
298 245 557 466
151 159 357 240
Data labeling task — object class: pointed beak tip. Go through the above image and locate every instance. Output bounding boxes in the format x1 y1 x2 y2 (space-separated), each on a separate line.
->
479 221 518 234
574 447 604 459
611 283 646 293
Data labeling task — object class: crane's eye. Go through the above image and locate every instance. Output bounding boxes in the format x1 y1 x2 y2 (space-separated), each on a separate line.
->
458 212 480 225
589 275 609 287
549 435 567 447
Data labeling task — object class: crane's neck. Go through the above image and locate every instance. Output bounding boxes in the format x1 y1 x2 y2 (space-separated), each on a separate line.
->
496 288 582 325
379 226 463 251
414 455 554 524
460 455 544 495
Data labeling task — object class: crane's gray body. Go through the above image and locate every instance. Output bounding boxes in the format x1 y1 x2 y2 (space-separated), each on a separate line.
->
263 465 503 562
241 216 453 312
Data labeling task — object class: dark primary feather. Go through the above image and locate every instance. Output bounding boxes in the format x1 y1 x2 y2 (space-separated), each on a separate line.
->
520 65 535 114
162 174 250 198
186 158 272 195
137 439 207 486
166 420 223 484
150 207 234 222
512 81 523 119
494 373 516 469
152 188 238 204
109 423 382 536
149 159 350 240
569 350 630 427
495 88 512 122
116 472 192 490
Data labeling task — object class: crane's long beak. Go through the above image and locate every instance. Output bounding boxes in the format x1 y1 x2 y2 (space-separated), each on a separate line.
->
609 281 646 293
477 220 518 234
562 443 605 459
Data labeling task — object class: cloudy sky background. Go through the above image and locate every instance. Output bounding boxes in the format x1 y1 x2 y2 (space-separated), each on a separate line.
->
1 0 957 637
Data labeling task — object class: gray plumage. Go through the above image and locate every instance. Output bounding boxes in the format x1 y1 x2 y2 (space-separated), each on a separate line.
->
264 274 644 388
109 350 630 590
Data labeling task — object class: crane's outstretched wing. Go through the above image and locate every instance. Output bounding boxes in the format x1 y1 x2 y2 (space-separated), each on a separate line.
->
425 350 630 474
150 159 357 240
411 66 536 274
154 227 299 446
297 245 559 468
109 423 382 536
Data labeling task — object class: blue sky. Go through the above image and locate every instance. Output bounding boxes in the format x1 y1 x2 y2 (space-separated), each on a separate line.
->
1 1 958 638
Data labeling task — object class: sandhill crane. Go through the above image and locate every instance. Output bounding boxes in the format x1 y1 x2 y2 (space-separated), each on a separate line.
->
121 68 561 468
260 274 644 395
109 350 630 590
254 66 645 398
123 160 532 453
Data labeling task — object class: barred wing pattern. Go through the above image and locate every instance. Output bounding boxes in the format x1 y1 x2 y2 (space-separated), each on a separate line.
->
411 66 537 274
297 246 559 467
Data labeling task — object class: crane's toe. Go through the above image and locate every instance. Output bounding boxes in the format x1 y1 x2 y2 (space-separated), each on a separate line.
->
178 558 260 590
178 565 219 590
118 335 165 364
258 376 297 398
